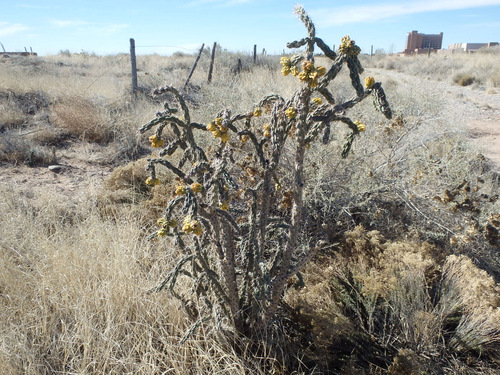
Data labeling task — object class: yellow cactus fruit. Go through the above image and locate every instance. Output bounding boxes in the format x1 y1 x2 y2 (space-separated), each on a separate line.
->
211 129 222 138
240 134 250 143
157 218 168 227
157 227 169 237
149 134 165 148
253 107 263 117
285 107 297 119
281 67 291 76
145 177 161 186
316 66 326 77
290 66 299 76
280 56 291 67
365 76 375 89
302 60 314 72
206 122 217 131
354 120 366 132
175 185 187 195
190 182 203 193
182 216 193 233
219 201 230 211
298 71 309 82
312 97 322 105
215 117 224 126
220 131 230 143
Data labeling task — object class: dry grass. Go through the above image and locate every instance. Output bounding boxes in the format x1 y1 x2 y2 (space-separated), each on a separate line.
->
0 184 267 374
361 47 500 89
0 45 499 373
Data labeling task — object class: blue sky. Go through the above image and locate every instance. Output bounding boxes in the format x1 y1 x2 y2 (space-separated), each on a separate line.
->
1 0 499 56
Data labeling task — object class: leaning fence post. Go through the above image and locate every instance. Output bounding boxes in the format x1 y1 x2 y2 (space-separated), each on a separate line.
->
184 43 205 89
130 38 138 95
208 42 217 83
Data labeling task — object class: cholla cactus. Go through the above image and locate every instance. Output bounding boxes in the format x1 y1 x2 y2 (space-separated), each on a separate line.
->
139 6 392 338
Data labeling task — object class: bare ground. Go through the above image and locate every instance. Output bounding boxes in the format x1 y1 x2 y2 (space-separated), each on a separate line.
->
373 68 500 171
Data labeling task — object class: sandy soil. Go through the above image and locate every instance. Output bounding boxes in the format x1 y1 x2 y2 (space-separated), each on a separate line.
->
373 68 500 172
1 74 499 203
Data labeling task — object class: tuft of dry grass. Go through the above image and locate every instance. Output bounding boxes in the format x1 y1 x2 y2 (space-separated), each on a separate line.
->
51 95 116 144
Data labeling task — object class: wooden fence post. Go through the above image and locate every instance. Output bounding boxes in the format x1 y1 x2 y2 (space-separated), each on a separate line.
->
208 42 217 83
253 44 257 63
184 43 205 89
130 38 138 95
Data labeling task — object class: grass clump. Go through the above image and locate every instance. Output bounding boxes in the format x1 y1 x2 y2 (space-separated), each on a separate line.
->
453 72 476 86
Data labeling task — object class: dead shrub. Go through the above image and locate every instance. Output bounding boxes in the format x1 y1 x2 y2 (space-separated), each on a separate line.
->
103 158 150 200
286 226 500 373
0 133 56 166
51 96 115 143
453 73 475 86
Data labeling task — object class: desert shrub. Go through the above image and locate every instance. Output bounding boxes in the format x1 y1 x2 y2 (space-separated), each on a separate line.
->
286 226 500 373
0 133 57 166
51 95 116 143
453 72 476 86
489 74 500 88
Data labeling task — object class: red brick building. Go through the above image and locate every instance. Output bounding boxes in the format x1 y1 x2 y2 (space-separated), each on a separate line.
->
404 30 443 55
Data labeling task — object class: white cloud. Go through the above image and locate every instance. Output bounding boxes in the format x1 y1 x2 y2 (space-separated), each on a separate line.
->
0 22 29 37
50 20 129 35
81 24 130 35
51 19 88 28
310 0 500 26
184 0 251 7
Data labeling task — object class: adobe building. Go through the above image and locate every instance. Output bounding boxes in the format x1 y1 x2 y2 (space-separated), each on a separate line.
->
447 42 498 53
403 30 443 55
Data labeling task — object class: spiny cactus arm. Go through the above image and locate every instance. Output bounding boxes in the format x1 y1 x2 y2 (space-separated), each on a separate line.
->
281 241 327 282
341 131 357 158
346 56 365 97
156 254 194 292
371 82 392 119
152 86 191 124
286 37 309 49
304 121 326 144
318 87 335 104
216 209 241 234
179 316 211 345
294 5 316 58
257 93 286 107
185 161 211 181
159 140 182 157
194 250 231 308
164 195 185 218
257 172 274 257
334 91 371 112
147 157 192 183
139 117 164 134
237 129 268 169
318 54 347 90
209 217 241 328
314 37 337 59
